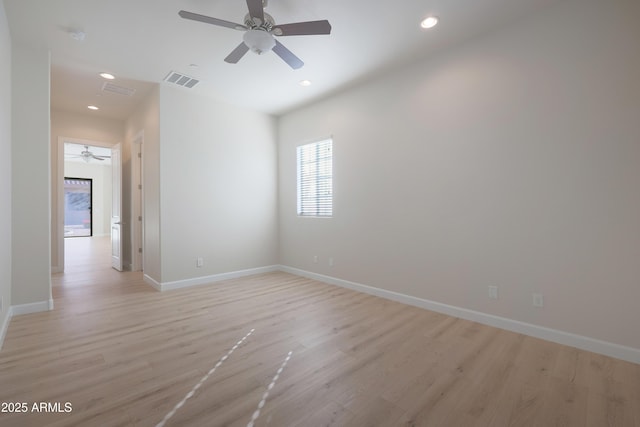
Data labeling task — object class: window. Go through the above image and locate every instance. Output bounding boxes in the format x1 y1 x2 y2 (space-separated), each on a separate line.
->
64 178 92 237
297 138 333 217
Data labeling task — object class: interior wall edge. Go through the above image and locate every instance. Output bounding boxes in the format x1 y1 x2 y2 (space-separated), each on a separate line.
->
0 308 12 351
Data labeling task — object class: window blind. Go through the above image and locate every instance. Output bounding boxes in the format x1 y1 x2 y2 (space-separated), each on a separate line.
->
297 138 333 217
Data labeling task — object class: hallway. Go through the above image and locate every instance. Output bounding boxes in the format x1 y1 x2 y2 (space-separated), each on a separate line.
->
52 236 149 312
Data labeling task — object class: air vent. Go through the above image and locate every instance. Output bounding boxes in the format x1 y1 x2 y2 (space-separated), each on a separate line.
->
163 71 200 89
101 82 136 96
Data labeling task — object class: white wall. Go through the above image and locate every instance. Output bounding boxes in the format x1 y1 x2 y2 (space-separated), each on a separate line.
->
11 46 51 307
0 0 12 345
51 110 124 269
158 86 278 283
64 161 112 236
278 0 640 352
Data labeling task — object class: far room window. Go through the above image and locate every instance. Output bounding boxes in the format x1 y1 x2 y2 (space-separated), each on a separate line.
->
297 138 333 217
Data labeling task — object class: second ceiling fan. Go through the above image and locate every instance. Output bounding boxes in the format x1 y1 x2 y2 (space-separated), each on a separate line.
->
179 0 332 70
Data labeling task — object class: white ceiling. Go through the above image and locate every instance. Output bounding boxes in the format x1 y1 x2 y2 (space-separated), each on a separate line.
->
4 0 560 118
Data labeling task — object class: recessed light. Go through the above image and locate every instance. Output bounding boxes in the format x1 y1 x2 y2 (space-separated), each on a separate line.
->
99 72 115 80
87 105 99 110
420 16 439 29
299 80 312 87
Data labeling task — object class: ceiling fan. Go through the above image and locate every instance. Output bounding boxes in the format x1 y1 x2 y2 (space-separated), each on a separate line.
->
65 146 111 163
179 0 332 69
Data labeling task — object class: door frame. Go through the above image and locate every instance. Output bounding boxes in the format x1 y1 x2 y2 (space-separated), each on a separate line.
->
131 131 144 272
56 137 116 272
111 143 123 271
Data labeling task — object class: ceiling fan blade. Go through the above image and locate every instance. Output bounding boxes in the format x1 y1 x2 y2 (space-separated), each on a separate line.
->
90 154 106 161
273 20 332 36
178 10 247 31
272 40 304 69
246 0 265 24
224 42 250 64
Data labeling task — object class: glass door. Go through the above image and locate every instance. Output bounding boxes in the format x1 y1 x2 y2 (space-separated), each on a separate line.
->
64 177 92 237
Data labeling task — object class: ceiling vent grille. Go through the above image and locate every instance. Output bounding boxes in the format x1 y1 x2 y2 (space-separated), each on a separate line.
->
101 82 136 96
163 71 200 89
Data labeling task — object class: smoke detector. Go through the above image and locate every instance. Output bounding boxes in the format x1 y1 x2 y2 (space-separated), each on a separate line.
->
68 29 86 41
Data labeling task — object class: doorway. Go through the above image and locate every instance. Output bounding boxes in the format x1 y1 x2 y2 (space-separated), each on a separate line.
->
56 138 115 272
64 177 92 237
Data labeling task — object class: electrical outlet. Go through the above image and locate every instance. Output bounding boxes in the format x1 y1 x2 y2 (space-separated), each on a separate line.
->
533 293 544 307
196 257 204 268
313 255 318 263
328 257 334 267
488 286 498 300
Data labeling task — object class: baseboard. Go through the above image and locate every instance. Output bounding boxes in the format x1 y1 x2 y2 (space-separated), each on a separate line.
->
138 264 640 363
1 299 53 350
0 307 13 351
145 265 281 292
279 265 640 364
11 299 54 316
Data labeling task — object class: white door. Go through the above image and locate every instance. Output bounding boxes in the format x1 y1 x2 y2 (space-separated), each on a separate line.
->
111 143 123 271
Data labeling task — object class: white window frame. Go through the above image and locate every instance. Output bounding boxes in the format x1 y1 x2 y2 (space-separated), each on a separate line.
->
296 138 333 217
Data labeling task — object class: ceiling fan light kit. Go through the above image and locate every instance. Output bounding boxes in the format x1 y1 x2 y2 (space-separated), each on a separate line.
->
243 29 275 55
179 0 332 69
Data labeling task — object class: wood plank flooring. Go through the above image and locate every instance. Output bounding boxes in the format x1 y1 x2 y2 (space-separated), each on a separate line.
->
0 237 638 426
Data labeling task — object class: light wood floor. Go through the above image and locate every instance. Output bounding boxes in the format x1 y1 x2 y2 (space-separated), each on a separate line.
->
1 237 639 426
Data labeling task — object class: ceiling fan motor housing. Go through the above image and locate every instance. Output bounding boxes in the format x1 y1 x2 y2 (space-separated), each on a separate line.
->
244 12 275 31
241 12 276 55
